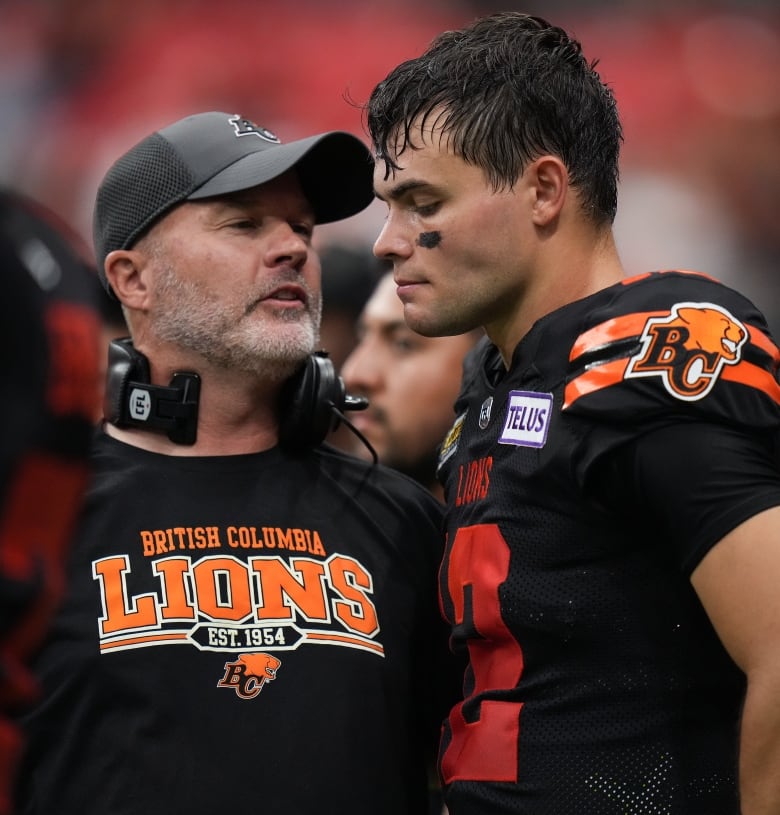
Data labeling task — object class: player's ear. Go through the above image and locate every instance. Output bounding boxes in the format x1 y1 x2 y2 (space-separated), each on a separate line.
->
104 248 151 310
528 155 568 227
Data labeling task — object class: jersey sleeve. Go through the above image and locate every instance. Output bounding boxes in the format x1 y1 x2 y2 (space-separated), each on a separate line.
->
561 272 780 572
590 421 780 575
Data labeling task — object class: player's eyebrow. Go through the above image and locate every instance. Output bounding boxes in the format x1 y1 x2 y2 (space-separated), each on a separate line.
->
374 179 433 203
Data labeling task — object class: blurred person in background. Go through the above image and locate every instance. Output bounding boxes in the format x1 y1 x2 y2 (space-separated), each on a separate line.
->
317 242 385 452
366 11 780 814
318 242 386 372
0 188 101 815
342 271 482 500
341 269 479 814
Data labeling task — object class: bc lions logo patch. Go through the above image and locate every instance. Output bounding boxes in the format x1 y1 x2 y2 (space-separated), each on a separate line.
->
625 302 747 400
218 652 281 699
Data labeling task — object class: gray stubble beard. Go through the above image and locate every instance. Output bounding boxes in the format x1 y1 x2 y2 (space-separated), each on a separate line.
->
150 262 322 382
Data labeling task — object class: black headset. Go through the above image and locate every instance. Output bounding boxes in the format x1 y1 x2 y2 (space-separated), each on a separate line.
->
104 338 370 453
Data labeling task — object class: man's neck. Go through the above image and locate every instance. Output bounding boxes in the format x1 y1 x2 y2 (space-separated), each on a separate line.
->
102 414 279 456
490 230 625 367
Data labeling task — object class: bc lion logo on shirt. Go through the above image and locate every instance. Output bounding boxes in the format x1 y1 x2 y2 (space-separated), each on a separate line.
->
218 652 281 699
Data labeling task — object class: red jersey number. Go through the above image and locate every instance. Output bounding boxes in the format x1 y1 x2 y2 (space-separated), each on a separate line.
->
440 523 524 783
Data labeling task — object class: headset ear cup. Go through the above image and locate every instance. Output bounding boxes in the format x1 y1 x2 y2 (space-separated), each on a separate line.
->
279 352 345 450
104 338 147 425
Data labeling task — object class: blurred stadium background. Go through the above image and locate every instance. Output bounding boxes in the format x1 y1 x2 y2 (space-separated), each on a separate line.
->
2 0 778 333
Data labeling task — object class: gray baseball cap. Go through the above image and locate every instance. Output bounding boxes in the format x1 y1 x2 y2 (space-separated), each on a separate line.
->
93 111 375 289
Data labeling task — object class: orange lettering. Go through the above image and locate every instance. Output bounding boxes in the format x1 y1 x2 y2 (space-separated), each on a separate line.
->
93 555 158 635
140 531 155 557
253 557 327 621
328 555 378 636
193 557 252 621
154 557 196 620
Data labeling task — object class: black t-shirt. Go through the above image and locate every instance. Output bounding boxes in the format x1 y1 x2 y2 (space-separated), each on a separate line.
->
17 433 455 815
436 271 780 814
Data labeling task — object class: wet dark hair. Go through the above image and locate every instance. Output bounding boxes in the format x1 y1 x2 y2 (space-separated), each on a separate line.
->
365 12 623 225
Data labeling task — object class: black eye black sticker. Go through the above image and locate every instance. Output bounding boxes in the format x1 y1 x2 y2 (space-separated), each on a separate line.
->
417 231 442 249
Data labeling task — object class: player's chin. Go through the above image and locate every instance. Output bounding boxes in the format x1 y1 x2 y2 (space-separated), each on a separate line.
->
398 299 445 336
404 313 449 339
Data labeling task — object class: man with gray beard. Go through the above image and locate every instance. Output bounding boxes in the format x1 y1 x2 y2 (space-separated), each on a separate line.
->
15 112 458 815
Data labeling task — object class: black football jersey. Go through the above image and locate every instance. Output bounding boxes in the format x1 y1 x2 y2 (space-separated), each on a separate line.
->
17 434 455 815
436 271 780 814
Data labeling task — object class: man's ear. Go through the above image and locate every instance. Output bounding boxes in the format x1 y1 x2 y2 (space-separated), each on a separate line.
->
528 156 568 227
104 249 150 309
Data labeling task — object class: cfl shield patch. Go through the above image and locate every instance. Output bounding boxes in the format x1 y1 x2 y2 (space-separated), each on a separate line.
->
499 391 553 448
438 412 466 469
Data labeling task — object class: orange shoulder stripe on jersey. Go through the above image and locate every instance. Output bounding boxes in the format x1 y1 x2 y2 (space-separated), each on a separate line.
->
572 310 780 365
722 360 780 405
563 358 629 408
572 271 758 362
656 268 721 282
569 312 664 361
564 356 780 409
748 324 780 362
617 269 719 287
620 272 653 285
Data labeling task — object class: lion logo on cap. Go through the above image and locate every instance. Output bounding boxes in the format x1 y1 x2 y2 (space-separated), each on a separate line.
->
625 302 748 400
228 114 279 143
